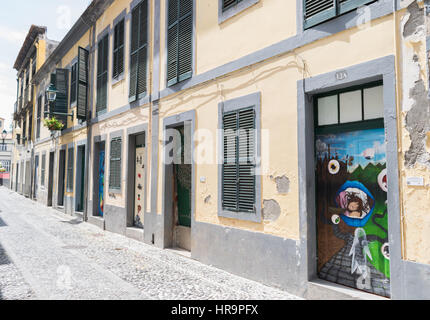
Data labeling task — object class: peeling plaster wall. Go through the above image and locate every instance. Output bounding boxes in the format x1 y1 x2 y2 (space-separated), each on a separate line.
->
399 0 430 264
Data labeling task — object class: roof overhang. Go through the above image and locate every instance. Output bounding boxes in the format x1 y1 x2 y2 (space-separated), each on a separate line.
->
13 25 47 71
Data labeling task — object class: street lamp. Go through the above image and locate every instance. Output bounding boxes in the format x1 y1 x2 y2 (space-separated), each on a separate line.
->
46 83 58 103
44 82 74 119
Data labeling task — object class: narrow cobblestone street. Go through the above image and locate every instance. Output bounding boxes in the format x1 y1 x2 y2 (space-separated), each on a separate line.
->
0 187 300 300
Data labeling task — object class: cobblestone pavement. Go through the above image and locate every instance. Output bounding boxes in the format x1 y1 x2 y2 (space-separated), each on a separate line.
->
0 187 301 300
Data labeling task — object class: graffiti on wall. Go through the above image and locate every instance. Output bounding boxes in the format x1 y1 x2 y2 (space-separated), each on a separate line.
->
316 127 390 297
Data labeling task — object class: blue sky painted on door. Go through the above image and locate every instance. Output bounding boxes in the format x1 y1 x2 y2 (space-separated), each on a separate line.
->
0 1 90 129
316 128 386 171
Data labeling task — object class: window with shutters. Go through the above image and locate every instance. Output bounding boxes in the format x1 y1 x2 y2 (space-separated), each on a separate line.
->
36 96 42 139
219 93 261 222
96 34 109 114
222 107 256 214
109 137 122 191
113 19 125 80
66 147 74 192
77 47 89 120
167 0 193 87
129 1 148 102
41 154 46 187
303 0 376 29
70 62 77 105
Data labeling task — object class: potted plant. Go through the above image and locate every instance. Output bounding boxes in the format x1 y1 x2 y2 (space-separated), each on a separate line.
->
44 117 64 132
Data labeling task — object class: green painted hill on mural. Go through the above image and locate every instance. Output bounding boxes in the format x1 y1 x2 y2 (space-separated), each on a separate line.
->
350 163 390 278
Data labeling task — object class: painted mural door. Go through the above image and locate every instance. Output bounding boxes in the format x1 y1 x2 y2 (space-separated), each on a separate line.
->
174 126 191 228
98 150 105 217
134 145 145 228
315 84 390 297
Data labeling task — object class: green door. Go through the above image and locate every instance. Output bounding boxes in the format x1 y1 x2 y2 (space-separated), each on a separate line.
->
174 126 191 227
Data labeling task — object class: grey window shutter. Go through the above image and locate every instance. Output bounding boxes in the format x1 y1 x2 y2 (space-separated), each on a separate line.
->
113 19 125 79
129 1 148 102
167 0 193 87
109 138 122 190
54 68 69 129
237 108 255 213
339 0 374 15
222 112 238 211
96 35 108 113
304 0 336 29
222 108 256 213
77 47 89 120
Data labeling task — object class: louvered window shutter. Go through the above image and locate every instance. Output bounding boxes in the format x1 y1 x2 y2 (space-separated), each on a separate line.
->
67 148 74 191
222 0 243 11
304 0 336 29
222 108 256 213
339 0 374 15
113 19 125 79
77 47 89 120
109 138 122 190
54 69 69 129
167 0 193 87
36 96 42 139
96 35 109 114
129 1 148 102
70 63 77 104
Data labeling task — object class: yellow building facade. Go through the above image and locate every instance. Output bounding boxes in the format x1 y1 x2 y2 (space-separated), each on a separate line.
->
11 0 430 299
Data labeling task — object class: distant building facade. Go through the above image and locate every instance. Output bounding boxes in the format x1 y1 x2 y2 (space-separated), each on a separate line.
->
0 117 13 187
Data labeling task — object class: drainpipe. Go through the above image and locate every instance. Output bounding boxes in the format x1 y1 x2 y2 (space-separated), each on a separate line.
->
83 22 96 222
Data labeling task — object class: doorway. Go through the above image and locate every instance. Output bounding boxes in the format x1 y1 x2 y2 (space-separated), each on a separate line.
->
47 152 54 207
164 122 192 251
93 142 105 217
57 149 66 207
133 133 146 228
314 82 390 297
75 145 86 212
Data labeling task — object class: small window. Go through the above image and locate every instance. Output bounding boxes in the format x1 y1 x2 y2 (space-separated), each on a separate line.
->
317 95 338 126
364 85 384 120
316 83 384 127
339 90 362 123
109 137 122 190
